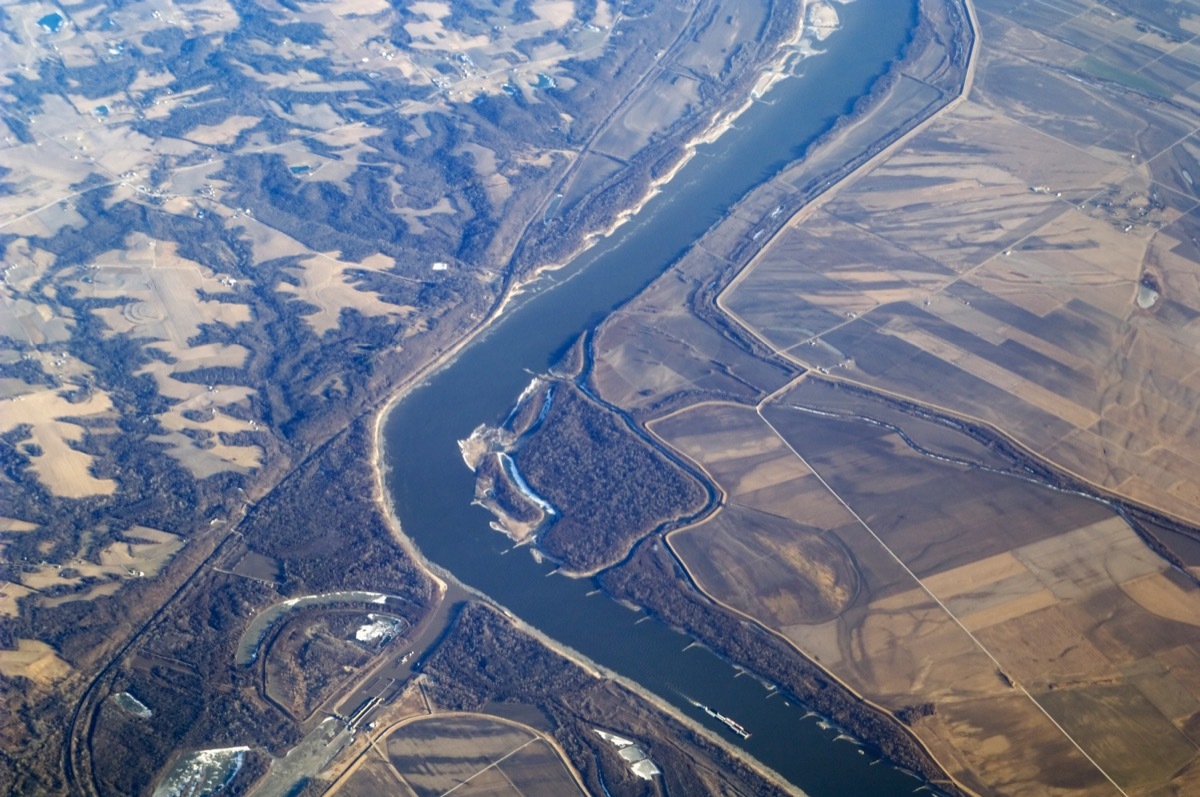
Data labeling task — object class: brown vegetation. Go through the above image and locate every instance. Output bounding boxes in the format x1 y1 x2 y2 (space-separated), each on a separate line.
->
516 383 707 572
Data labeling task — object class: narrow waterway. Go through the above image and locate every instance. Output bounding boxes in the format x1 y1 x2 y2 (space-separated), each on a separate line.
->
383 2 931 793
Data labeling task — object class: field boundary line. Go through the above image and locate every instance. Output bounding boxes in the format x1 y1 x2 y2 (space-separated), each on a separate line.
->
756 405 1130 797
438 737 538 797
716 0 982 353
495 764 527 797
650 394 971 797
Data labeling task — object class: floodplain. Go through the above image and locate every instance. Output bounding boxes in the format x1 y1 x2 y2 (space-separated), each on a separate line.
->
722 0 1200 531
562 0 1200 792
653 387 1200 794
334 714 585 797
0 0 823 790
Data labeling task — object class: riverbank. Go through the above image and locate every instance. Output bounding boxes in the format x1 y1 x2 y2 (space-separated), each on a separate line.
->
612 0 979 789
486 0 975 582
557 0 980 783
489 0 819 320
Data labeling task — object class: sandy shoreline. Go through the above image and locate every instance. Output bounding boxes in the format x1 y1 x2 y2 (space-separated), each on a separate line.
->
363 0 852 672
490 0 818 316
369 0 828 551
369 403 805 792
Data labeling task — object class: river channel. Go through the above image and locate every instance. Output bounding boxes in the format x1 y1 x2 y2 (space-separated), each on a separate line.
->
383 2 929 794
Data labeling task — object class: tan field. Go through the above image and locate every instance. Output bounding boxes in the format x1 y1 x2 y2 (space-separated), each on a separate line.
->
0 582 36 618
593 72 702 160
0 0 644 479
0 298 70 346
3 524 184 615
0 388 116 497
0 515 35 565
674 0 768 77
0 232 267 482
721 0 1200 533
230 213 415 336
96 527 185 579
602 11 1200 787
590 247 796 414
177 115 262 147
396 197 458 236
0 0 843 792
0 639 72 685
648 392 1200 794
670 502 861 626
333 714 585 797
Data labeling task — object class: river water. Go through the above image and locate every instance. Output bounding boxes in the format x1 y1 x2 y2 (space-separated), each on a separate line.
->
382 2 929 794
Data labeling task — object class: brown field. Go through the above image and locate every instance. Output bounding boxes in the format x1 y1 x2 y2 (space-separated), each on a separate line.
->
761 403 1118 577
721 0 1200 532
651 402 850 526
3 524 183 614
590 251 796 414
1037 685 1196 792
651 393 1200 794
0 0 825 791
0 0 691 498
0 582 35 618
222 214 412 337
669 9 1200 785
674 0 768 77
335 714 585 797
778 377 1018 470
576 0 1200 792
592 72 701 160
670 503 861 626
96 527 185 579
231 550 284 583
327 753 409 797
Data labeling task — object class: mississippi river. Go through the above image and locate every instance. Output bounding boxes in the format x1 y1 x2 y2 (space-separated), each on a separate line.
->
382 2 929 793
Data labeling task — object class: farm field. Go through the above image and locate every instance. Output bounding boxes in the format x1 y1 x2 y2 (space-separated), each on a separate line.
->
722 0 1200 532
654 395 1200 794
332 713 584 797
379 714 584 797
19 0 1200 791
317 602 791 797
583 3 1200 787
